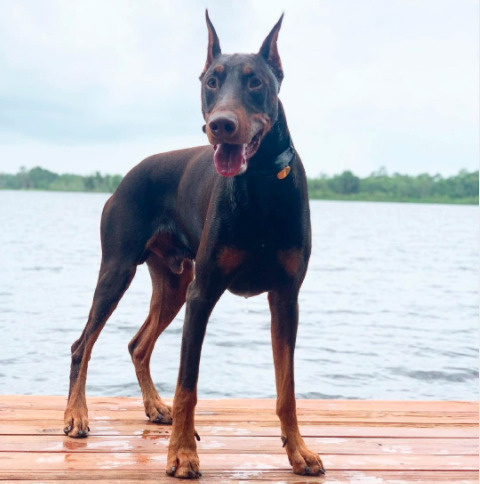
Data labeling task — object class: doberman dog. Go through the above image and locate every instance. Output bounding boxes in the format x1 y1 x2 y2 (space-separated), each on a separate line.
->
63 11 325 478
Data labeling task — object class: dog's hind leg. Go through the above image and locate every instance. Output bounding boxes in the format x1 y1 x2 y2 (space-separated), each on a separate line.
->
64 194 155 438
64 258 137 437
128 252 194 424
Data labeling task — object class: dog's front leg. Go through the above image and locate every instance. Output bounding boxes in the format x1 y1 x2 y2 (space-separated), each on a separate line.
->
166 273 225 479
268 289 325 476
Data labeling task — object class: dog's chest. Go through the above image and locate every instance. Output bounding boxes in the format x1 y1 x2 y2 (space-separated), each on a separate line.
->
217 175 306 246
202 173 310 296
216 207 306 297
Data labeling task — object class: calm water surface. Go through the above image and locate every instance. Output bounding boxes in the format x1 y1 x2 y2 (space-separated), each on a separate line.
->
0 190 478 400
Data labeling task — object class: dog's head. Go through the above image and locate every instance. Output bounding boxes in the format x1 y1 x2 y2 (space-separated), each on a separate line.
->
200 11 284 177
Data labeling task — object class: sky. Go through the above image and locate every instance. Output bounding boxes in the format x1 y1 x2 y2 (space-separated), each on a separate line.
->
0 0 478 178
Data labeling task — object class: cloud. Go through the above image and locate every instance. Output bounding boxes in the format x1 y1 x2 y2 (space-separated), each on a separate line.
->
0 0 477 177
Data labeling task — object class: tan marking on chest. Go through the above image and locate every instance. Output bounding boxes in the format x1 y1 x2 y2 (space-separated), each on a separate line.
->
278 249 303 277
218 247 245 274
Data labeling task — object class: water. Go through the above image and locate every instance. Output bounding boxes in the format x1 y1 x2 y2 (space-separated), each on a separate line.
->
0 190 478 400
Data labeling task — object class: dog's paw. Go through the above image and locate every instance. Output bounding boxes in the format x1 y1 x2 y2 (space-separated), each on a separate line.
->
64 407 90 438
145 399 173 424
166 447 201 479
286 442 325 476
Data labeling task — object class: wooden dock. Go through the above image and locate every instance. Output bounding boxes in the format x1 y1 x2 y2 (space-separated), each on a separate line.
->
0 396 477 483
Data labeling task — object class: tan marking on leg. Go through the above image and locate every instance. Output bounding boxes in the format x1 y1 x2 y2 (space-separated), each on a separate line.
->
277 248 303 277
269 292 325 475
271 335 324 475
271 334 298 437
64 325 104 437
129 256 193 424
166 385 201 478
217 247 245 274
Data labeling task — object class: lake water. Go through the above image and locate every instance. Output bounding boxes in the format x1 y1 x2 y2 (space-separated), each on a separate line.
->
0 190 478 400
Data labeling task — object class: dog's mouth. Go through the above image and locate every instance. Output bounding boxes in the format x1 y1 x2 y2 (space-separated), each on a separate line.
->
213 131 263 178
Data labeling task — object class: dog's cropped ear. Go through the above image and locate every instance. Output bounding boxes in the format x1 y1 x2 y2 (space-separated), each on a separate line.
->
258 13 284 85
200 10 221 79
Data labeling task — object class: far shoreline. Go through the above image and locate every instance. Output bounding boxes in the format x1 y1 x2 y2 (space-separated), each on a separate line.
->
1 166 478 206
1 187 477 206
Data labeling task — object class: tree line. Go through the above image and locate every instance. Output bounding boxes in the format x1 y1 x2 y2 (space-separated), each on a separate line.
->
0 166 478 204
0 166 122 193
307 168 478 204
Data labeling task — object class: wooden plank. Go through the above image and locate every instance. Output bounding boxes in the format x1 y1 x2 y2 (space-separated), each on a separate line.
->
0 451 477 472
2 407 478 424
1 420 477 438
0 435 476 455
1 395 477 412
4 471 480 483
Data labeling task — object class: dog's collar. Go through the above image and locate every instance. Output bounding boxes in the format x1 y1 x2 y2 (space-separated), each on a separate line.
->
249 144 296 179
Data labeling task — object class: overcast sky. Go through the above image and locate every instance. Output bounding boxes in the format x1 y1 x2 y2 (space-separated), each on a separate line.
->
0 0 478 178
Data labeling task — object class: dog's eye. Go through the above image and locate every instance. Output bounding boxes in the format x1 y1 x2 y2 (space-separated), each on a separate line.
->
206 77 217 89
248 77 262 89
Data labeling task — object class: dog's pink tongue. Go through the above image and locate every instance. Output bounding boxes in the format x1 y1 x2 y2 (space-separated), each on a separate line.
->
213 143 246 177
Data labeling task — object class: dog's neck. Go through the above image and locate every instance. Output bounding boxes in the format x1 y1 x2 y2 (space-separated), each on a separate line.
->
248 100 295 176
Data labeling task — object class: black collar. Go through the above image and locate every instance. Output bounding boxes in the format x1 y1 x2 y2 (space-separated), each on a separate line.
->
248 144 296 179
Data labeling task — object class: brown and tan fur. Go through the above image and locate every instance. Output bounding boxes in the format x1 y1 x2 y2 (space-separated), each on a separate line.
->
64 11 324 479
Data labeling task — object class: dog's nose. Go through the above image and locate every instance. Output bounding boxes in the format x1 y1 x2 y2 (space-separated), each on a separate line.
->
208 113 238 139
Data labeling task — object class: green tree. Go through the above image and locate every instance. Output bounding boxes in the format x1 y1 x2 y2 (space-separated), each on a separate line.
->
328 171 360 194
28 167 59 190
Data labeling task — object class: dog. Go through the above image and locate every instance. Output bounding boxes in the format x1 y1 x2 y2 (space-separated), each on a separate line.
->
63 11 325 479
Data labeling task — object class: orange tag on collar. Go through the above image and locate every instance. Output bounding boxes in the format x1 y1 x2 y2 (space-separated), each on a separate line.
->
277 166 291 180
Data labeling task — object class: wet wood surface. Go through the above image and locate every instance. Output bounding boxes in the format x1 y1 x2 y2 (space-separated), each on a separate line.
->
0 396 478 483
